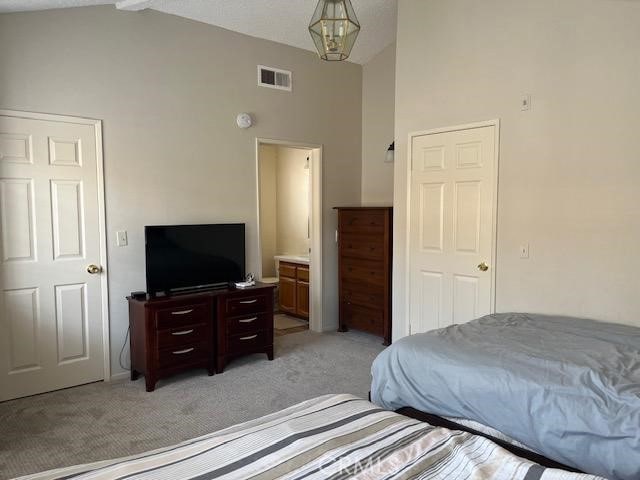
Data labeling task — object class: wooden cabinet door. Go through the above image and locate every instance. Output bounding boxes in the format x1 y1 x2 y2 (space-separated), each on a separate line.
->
278 277 297 314
296 281 310 319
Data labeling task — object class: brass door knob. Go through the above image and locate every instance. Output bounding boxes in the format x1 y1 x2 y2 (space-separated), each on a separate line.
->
477 262 489 272
87 264 102 274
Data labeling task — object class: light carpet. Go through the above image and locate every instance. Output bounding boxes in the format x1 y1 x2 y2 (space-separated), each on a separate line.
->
0 330 384 479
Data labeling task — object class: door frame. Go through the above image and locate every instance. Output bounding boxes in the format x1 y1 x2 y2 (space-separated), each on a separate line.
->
405 119 500 336
255 138 323 333
0 109 111 381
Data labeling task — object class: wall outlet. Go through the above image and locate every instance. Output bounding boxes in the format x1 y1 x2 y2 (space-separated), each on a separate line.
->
116 230 128 247
519 243 530 259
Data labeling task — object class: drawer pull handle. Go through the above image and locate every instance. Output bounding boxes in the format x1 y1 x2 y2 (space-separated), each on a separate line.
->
239 334 258 341
239 299 257 304
172 348 194 355
239 317 257 323
171 329 194 336
171 309 193 315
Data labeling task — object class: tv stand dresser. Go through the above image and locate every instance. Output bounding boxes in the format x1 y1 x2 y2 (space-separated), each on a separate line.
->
127 283 275 392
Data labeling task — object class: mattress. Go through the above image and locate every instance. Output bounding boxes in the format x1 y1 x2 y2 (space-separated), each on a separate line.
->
370 312 640 480
15 394 603 480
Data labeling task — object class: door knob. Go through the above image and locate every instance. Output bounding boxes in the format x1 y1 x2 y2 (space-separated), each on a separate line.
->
477 262 489 272
87 264 102 274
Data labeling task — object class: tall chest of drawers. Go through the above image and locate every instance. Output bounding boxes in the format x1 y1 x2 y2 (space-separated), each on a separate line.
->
334 207 392 345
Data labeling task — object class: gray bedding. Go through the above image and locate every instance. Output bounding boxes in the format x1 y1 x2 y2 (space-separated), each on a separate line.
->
371 313 640 480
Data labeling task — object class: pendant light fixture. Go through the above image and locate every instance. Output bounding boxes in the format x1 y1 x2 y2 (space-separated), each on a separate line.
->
309 0 360 61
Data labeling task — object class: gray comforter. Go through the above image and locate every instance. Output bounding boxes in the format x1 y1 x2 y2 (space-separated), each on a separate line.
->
371 313 640 480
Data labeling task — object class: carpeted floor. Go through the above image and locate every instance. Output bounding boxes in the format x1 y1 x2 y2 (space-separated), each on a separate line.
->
0 330 385 479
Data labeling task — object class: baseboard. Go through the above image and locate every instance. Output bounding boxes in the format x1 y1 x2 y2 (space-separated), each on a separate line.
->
109 371 130 382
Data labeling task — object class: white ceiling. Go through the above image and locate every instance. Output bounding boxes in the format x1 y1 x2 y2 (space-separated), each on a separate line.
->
0 0 398 64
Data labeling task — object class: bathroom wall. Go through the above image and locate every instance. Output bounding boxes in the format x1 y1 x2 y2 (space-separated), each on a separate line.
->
258 145 311 278
276 146 311 257
258 144 278 277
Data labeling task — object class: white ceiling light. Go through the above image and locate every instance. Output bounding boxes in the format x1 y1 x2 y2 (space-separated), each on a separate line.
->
309 0 360 62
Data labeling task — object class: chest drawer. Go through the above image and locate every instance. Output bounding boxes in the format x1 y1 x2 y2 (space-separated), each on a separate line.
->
155 302 210 330
340 210 385 234
341 258 385 287
341 282 384 309
227 313 270 335
228 330 271 353
225 293 268 316
158 342 209 369
340 233 384 260
341 302 384 336
157 323 208 349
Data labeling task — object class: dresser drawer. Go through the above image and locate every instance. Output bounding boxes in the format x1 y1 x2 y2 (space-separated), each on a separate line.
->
157 323 208 349
341 302 384 336
155 302 210 330
340 233 384 260
228 330 271 354
225 293 268 316
340 210 385 234
227 313 270 335
341 282 384 309
158 342 209 369
279 262 297 279
341 258 385 287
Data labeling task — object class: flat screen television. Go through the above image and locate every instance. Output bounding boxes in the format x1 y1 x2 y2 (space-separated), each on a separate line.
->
145 224 245 294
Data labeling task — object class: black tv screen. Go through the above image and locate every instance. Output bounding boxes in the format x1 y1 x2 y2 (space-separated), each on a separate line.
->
145 224 245 294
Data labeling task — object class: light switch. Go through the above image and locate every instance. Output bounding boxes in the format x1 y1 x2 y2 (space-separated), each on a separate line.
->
519 243 530 259
116 230 128 247
521 94 531 111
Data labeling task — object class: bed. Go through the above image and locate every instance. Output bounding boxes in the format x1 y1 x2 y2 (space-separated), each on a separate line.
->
370 313 640 480
15 394 603 480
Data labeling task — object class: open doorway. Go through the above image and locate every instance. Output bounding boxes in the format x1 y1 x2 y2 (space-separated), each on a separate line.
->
256 139 323 335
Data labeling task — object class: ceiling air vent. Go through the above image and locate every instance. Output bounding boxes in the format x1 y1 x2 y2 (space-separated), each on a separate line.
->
258 65 292 91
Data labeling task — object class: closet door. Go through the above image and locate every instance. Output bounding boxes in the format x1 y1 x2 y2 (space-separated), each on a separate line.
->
409 125 497 334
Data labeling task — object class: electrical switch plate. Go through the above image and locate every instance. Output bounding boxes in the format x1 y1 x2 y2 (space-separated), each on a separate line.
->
116 230 128 247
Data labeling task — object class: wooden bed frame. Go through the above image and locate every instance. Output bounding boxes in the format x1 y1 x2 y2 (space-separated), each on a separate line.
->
396 407 583 473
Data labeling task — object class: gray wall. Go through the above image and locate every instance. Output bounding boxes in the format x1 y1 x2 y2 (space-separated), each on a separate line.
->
393 0 640 339
0 6 363 375
361 43 396 206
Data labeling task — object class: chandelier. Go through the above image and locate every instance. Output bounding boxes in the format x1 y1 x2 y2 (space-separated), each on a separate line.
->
309 0 361 61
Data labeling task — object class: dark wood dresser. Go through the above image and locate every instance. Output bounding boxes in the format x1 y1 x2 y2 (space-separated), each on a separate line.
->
127 283 275 391
334 207 392 345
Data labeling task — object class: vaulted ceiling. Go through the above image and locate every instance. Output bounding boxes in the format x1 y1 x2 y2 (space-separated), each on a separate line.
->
0 0 398 64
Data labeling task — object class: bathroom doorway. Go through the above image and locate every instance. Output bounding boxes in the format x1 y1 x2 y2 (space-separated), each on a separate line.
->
255 139 323 334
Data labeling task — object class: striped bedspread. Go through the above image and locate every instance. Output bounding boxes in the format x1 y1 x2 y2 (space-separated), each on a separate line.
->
16 395 603 480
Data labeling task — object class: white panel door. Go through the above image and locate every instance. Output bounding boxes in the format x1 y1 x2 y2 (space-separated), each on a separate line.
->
409 125 497 334
0 113 106 401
